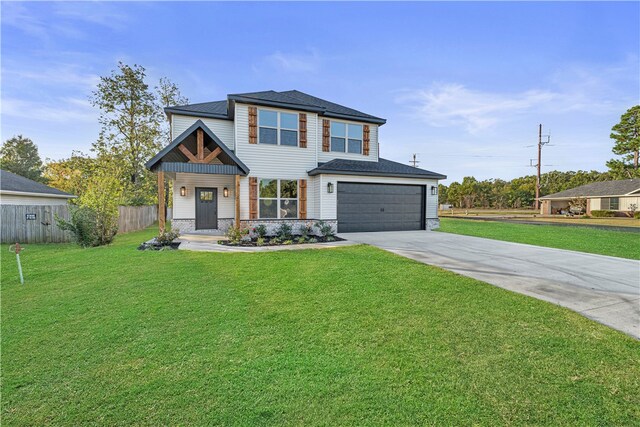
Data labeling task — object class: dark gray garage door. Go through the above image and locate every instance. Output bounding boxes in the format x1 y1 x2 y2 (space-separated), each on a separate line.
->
337 182 425 233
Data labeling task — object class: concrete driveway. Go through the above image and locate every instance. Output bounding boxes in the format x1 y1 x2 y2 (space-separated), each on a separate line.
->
341 231 640 339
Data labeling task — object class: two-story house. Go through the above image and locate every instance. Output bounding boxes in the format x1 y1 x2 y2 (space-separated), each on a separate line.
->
146 90 446 234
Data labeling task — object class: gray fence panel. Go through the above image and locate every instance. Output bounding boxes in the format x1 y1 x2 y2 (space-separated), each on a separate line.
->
1 205 158 243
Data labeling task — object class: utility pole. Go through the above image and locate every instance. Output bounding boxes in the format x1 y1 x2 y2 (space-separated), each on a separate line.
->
533 124 551 210
409 153 420 168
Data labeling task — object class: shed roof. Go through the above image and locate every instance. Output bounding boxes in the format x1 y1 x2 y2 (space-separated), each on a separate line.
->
0 170 75 198
308 158 447 180
540 179 640 199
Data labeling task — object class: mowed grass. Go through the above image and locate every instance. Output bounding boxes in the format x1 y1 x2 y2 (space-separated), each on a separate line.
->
438 217 640 260
2 229 639 425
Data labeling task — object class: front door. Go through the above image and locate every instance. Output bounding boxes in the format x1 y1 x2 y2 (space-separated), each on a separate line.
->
195 187 218 230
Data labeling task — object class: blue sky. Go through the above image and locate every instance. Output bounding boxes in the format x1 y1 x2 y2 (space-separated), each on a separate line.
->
2 1 638 183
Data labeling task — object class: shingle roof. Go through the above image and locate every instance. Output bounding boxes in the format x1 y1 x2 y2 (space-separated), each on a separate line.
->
308 158 446 180
164 100 229 119
165 90 386 125
540 179 640 199
0 169 75 197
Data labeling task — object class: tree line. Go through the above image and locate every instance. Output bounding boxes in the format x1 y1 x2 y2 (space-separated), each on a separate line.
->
438 170 612 209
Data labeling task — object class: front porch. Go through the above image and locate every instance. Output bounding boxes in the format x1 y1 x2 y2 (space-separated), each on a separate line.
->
145 120 249 234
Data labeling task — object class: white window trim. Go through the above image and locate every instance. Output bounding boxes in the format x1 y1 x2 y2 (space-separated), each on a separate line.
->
258 109 299 147
258 178 299 219
330 120 363 154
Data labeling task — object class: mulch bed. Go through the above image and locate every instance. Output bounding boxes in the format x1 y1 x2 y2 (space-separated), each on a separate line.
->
218 236 345 247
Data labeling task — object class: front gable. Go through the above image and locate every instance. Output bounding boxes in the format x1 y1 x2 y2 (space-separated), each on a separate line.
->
146 120 249 176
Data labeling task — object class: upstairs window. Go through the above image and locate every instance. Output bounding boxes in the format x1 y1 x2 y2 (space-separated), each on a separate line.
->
259 179 298 219
330 121 363 154
258 109 298 146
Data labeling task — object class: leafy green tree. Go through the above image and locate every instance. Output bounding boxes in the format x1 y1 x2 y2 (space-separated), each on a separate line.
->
606 105 640 178
43 152 95 200
0 135 45 182
156 76 189 144
437 184 448 206
91 62 161 205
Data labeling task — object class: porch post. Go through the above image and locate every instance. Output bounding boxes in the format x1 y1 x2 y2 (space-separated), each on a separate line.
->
235 175 240 228
158 171 166 233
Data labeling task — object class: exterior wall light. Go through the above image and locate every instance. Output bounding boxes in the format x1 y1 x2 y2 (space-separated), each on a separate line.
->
180 186 187 197
327 182 334 193
223 187 229 197
431 186 437 196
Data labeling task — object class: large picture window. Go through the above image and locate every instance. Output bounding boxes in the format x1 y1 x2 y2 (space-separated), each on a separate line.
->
258 109 298 146
601 197 619 210
330 121 363 154
259 179 298 219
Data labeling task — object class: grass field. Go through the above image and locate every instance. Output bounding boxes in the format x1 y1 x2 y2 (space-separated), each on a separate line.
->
438 218 640 259
2 228 639 425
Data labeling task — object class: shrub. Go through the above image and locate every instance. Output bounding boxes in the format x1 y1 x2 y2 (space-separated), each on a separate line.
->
256 237 265 246
634 211 640 219
295 236 307 244
270 236 281 245
276 223 293 240
253 224 267 238
314 220 334 238
308 237 318 244
156 230 180 246
226 226 249 244
590 210 616 218
298 223 314 238
283 239 293 245
56 207 102 247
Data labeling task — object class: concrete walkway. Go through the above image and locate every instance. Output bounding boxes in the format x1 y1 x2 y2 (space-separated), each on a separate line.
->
341 231 640 339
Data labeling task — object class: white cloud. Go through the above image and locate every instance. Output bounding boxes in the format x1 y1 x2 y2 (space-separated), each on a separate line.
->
400 83 557 133
399 59 638 135
262 49 322 73
2 98 97 123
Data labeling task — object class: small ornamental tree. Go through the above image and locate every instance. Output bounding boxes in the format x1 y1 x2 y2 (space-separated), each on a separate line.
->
57 156 124 247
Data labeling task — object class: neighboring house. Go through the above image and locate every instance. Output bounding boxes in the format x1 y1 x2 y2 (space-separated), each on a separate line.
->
539 179 640 216
146 90 446 233
0 169 76 205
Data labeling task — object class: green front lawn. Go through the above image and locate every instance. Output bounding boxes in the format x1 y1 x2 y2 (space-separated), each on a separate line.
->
2 229 639 425
438 217 640 260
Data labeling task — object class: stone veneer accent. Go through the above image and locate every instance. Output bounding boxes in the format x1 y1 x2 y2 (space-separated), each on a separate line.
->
240 219 337 237
171 218 234 234
426 218 440 230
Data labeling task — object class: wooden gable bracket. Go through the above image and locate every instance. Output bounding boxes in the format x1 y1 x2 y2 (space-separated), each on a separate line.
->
177 129 223 164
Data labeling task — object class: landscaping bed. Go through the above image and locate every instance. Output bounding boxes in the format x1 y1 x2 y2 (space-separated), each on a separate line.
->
218 235 344 247
221 221 341 247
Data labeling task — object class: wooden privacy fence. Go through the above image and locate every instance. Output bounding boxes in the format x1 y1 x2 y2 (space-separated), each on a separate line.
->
1 204 72 243
117 205 158 234
1 205 159 243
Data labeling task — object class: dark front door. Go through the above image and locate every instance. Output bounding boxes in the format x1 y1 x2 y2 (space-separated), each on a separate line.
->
195 187 218 230
337 182 425 233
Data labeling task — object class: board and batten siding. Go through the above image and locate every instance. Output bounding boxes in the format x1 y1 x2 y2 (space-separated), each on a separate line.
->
171 114 235 150
318 174 439 220
172 173 235 220
235 103 318 220
316 117 379 163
